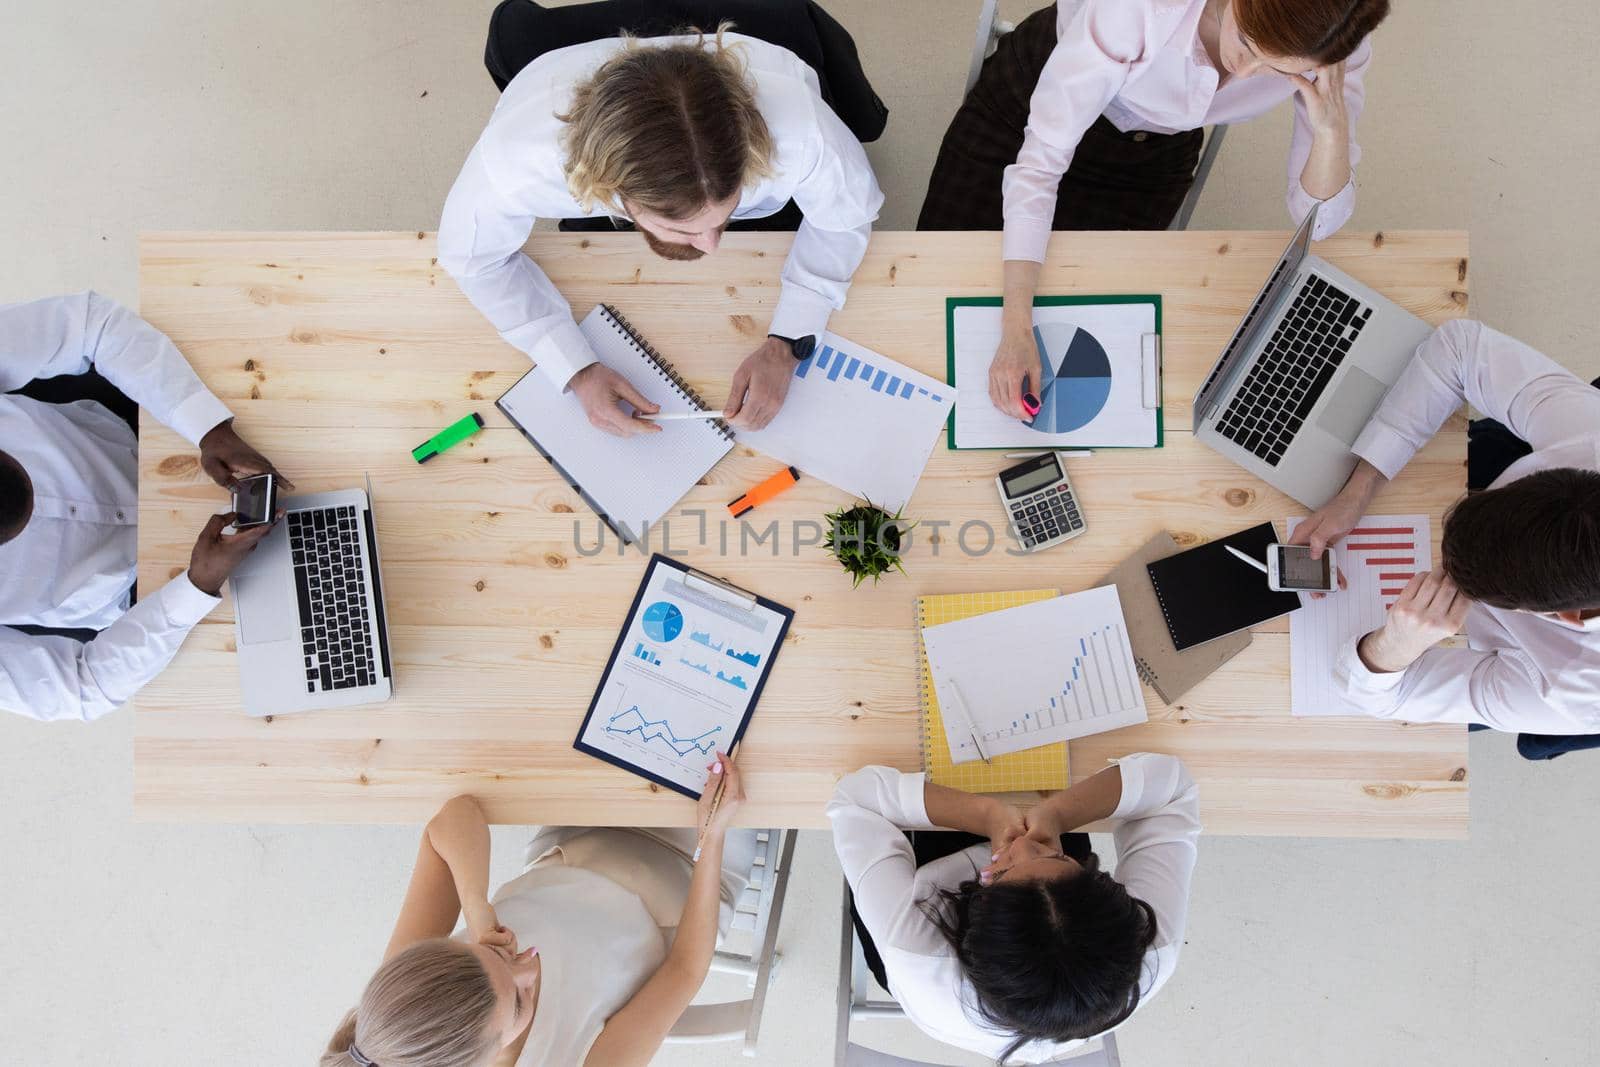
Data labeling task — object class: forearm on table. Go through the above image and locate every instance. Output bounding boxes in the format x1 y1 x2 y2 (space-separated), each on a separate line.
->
922 781 1005 837
1034 763 1123 835
425 795 492 911
1001 260 1042 329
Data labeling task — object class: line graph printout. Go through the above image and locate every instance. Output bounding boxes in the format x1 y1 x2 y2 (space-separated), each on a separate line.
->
1289 514 1432 717
922 585 1148 762
576 557 791 796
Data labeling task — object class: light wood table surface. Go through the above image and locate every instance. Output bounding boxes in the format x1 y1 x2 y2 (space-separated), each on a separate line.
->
135 230 1471 836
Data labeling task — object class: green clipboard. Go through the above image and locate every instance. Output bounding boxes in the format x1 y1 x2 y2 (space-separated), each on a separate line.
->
944 294 1163 450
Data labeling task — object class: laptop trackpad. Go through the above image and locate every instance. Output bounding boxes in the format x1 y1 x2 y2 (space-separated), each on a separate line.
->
1315 369 1390 445
232 575 297 646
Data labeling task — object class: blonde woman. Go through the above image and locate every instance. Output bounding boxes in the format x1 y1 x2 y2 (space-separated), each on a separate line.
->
438 22 883 436
322 751 753 1067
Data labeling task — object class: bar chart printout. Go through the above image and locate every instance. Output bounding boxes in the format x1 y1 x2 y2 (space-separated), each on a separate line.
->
922 585 1149 763
1289 514 1432 717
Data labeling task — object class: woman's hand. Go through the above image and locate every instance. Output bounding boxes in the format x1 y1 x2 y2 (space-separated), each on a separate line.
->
696 750 746 839
1293 61 1349 139
984 800 1028 857
463 899 505 946
988 321 1038 421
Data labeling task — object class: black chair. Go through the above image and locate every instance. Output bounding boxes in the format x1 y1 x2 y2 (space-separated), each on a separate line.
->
483 0 888 144
6 369 140 642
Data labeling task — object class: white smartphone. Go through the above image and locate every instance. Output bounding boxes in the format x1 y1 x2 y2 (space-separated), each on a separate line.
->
1267 543 1336 592
230 473 277 528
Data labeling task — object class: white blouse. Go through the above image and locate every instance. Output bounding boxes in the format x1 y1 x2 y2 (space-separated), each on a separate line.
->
828 753 1200 1064
1004 0 1369 263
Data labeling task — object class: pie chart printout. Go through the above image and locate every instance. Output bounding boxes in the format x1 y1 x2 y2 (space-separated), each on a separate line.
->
641 601 683 644
1029 323 1113 434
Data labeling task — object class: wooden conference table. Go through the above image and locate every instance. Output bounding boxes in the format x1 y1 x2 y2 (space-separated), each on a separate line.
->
134 230 1471 837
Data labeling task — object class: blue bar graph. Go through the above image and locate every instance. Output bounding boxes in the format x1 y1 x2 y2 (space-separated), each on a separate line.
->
632 642 661 665
782 341 948 406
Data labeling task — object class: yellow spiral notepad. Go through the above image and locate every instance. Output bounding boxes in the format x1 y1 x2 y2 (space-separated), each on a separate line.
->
916 590 1070 793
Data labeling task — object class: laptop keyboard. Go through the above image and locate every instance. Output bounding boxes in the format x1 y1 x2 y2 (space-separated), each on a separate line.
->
288 506 377 694
1216 276 1374 466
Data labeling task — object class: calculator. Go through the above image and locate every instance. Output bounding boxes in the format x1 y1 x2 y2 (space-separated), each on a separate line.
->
995 452 1085 552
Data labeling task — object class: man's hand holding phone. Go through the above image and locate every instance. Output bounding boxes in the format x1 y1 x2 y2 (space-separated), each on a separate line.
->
189 511 281 596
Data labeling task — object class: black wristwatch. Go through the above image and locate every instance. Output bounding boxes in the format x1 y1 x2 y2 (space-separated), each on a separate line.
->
768 333 817 361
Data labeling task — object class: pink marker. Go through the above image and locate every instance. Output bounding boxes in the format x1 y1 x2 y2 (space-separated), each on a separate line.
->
1021 391 1041 417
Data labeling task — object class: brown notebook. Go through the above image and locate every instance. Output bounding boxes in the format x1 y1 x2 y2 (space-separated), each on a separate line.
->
1096 531 1251 705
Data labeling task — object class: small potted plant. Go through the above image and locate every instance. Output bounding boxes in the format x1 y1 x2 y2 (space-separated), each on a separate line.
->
823 500 913 587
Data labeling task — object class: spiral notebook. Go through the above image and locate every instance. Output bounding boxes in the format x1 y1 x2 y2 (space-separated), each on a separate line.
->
916 590 1069 793
1144 522 1302 651
1098 531 1250 705
497 305 733 543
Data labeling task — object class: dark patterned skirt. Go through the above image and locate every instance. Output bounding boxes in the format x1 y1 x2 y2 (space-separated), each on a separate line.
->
918 3 1204 232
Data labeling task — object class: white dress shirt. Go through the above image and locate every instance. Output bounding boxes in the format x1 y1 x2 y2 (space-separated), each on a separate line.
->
438 32 884 390
828 753 1200 1064
0 291 230 722
1004 0 1368 263
1334 320 1600 733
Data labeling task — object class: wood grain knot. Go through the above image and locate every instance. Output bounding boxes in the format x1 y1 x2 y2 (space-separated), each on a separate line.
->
551 503 573 513
648 782 660 793
725 285 737 297
1372 231 1385 248
729 314 757 335
468 391 484 400
1224 487 1254 507
631 268 641 284
244 358 257 372
1172 530 1200 546
539 635 554 649
249 385 261 400
580 239 591 249
378 348 387 355
289 329 319 344
1449 290 1468 307
474 580 486 592
263 262 278 269
358 774 370 785
416 231 425 240
158 455 199 476
1216 242 1230 255
247 287 271 306
262 718 272 726
544 552 567 569
470 370 494 381
1361 782 1415 800
486 511 500 518
888 264 897 283
1457 258 1468 283
1450 767 1467 782
371 738 382 747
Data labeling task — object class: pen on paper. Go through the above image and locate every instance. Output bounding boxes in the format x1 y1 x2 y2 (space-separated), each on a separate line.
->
946 677 992 764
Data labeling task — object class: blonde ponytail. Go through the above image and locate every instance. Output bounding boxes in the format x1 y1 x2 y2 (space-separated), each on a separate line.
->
320 940 499 1067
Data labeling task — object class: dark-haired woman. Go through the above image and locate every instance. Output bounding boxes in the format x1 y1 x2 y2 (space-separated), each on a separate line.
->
828 754 1198 1064
918 0 1390 420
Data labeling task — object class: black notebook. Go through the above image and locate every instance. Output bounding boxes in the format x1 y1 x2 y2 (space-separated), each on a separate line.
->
1145 522 1302 651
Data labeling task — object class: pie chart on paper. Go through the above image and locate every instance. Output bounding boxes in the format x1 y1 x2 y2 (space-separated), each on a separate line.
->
641 601 683 643
1028 323 1113 434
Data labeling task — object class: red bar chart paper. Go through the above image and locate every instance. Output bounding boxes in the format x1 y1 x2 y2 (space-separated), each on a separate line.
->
1288 514 1432 717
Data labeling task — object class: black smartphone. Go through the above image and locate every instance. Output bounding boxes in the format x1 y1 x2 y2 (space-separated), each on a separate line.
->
231 473 277 528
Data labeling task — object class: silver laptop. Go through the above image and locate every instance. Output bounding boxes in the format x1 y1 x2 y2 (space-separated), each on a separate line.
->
229 475 393 715
1192 203 1433 507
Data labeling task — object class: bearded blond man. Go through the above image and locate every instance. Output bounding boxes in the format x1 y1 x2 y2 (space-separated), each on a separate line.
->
439 23 883 435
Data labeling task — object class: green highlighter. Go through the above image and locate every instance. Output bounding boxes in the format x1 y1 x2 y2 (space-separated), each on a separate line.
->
413 412 485 463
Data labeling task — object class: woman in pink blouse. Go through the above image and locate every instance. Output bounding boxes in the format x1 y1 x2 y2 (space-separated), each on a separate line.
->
918 0 1391 420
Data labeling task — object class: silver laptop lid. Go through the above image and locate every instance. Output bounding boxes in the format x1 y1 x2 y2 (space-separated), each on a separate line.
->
1192 202 1321 419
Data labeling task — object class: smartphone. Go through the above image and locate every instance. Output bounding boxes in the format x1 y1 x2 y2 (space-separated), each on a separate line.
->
1267 543 1336 592
230 473 277 528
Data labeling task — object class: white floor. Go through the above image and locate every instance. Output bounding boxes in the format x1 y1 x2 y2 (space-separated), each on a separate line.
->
2 2 1598 1064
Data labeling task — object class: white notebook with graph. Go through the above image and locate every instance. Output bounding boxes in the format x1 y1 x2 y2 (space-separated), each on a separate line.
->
921 586 1149 762
497 304 733 543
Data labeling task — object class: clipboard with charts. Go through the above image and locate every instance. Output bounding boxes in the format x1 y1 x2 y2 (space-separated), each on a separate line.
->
574 555 794 799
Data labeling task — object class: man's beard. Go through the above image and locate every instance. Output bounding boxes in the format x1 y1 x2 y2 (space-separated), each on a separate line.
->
639 227 706 261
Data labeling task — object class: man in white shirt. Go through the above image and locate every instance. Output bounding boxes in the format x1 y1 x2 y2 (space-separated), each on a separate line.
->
1 291 287 723
1292 319 1600 734
438 29 883 436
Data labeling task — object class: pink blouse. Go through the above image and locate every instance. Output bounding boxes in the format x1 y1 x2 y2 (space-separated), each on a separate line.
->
1002 0 1369 262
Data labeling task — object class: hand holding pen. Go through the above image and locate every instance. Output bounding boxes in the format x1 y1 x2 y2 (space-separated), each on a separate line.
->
692 749 746 861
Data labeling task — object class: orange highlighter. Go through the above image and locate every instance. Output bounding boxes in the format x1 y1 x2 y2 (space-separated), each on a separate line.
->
728 466 801 518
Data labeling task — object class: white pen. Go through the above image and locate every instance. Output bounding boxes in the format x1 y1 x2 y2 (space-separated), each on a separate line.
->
1003 450 1094 459
946 677 992 764
1224 543 1269 575
638 410 724 421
